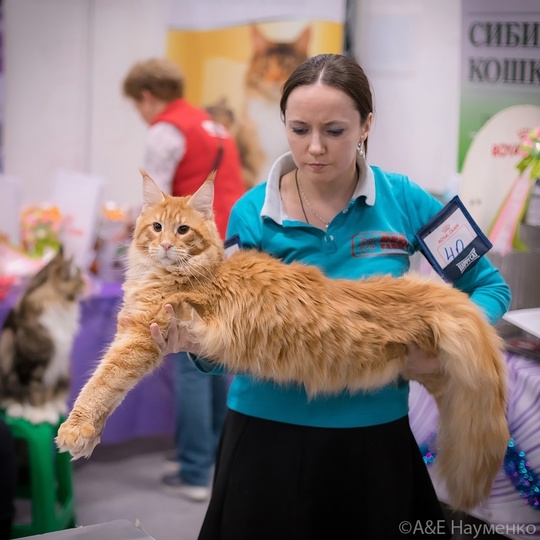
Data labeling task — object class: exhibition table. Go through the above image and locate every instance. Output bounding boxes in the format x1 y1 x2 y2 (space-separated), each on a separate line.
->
0 280 174 445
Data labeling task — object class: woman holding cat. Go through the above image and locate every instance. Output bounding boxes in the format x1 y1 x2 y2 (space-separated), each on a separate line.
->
152 54 511 539
123 58 245 502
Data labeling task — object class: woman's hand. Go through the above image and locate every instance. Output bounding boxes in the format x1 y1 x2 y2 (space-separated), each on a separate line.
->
150 304 202 356
404 343 441 376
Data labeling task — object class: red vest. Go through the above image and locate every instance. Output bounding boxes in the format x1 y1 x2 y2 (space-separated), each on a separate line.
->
152 99 245 240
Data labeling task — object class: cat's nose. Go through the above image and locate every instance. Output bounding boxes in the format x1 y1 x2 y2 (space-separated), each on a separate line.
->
161 241 173 251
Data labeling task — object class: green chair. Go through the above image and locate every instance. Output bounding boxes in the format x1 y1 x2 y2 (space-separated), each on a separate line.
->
2 413 76 538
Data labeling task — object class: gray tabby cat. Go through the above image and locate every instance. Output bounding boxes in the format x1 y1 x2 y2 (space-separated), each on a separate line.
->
0 249 85 424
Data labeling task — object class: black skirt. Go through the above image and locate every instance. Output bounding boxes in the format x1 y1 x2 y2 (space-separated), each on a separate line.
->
199 410 451 540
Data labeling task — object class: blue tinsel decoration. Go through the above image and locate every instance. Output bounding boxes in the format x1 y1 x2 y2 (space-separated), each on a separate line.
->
504 438 540 510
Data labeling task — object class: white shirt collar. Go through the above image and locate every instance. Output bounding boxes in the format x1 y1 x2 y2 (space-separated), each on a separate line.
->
260 152 376 224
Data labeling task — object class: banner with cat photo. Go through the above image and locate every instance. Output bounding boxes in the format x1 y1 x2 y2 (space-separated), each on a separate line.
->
166 0 346 188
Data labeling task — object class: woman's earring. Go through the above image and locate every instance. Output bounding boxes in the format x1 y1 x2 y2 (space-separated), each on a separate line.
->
357 141 365 159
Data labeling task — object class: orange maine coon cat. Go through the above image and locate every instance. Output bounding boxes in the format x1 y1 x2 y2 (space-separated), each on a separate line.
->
57 172 509 512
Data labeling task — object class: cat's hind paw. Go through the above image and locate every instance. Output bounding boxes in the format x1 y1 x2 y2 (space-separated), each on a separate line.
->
56 419 101 460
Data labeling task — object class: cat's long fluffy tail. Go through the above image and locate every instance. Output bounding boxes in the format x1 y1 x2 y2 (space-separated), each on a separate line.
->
419 310 509 512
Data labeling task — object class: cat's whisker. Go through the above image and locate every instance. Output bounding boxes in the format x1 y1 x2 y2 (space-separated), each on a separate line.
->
185 264 208 283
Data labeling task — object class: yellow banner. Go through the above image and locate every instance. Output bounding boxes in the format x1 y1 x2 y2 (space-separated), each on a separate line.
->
167 19 344 186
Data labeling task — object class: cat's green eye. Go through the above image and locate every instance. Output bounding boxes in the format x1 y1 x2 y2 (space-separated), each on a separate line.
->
153 222 162 232
177 225 190 235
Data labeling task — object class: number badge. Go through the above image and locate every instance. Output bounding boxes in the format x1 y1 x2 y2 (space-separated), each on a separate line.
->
415 196 492 283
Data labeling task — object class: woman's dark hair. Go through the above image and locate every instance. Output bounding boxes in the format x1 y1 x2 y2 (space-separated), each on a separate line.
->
280 54 373 150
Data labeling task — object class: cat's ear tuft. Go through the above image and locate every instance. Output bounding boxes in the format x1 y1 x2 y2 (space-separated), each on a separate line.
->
140 169 165 209
188 181 214 219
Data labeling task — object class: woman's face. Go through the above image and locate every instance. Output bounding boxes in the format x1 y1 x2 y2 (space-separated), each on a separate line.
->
284 83 370 183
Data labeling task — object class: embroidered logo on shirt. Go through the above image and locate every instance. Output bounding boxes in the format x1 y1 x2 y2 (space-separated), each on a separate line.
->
351 232 410 257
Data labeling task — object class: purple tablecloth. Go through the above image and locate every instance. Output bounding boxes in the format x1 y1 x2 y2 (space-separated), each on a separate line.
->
0 280 174 445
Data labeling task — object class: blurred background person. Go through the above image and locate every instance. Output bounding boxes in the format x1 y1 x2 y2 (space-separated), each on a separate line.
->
122 58 245 502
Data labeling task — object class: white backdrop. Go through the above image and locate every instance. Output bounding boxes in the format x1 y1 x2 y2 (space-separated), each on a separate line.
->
354 0 462 196
167 0 346 29
3 0 166 209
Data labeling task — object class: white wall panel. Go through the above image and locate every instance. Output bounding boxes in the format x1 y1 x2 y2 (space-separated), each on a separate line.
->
4 0 91 204
354 0 461 195
89 0 166 207
3 0 165 208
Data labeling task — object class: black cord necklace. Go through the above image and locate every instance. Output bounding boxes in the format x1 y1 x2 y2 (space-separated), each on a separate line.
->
295 168 310 225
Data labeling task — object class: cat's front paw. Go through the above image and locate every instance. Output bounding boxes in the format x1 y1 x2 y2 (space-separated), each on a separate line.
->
56 417 101 459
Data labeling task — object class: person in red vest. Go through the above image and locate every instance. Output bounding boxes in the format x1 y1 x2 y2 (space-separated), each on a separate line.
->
123 58 245 502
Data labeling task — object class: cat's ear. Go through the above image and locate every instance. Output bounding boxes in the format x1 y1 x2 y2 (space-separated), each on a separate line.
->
251 25 270 52
140 169 165 210
296 26 311 55
188 180 214 219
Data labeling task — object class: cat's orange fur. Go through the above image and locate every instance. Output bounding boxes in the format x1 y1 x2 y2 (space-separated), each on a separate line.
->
57 172 509 512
